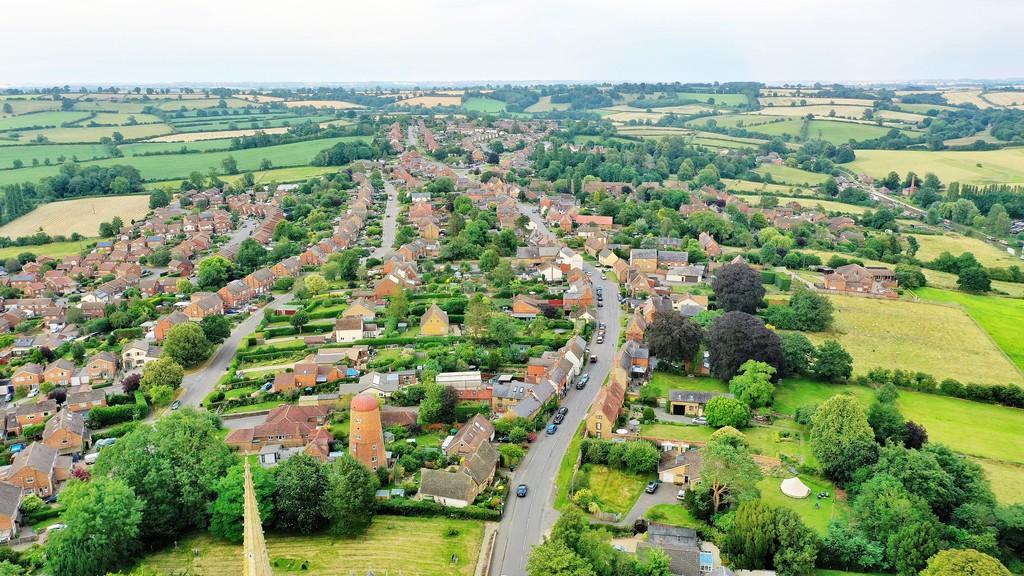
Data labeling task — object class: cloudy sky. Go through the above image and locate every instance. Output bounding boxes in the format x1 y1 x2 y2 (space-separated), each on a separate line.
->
2 0 1021 86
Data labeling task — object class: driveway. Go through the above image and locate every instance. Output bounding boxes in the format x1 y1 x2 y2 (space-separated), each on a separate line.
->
620 483 683 527
489 204 623 576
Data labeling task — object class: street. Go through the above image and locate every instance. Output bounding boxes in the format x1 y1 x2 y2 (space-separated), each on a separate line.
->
488 203 623 576
370 179 400 261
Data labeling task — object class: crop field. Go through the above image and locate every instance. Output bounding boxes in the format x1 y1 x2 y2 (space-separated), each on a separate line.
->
754 164 830 185
145 127 291 142
846 148 1024 185
747 105 872 119
758 97 875 107
121 139 236 155
524 95 570 113
153 97 252 110
282 99 362 109
0 238 96 260
943 89 992 108
920 267 1024 297
462 97 506 113
896 102 956 113
136 517 484 576
84 112 164 125
914 287 1024 371
69 100 151 113
908 232 1021 267
805 294 1023 385
10 122 174 144
396 95 462 107
0 143 113 167
979 91 1024 108
144 165 341 189
0 195 151 237
672 92 749 106
733 194 869 214
762 118 914 144
973 459 1024 504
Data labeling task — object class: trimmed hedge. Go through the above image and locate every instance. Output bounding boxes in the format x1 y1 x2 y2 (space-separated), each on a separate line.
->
377 498 501 521
86 392 148 428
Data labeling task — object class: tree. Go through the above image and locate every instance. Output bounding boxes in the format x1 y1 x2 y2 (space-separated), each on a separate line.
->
209 464 277 543
711 263 765 313
707 312 784 380
811 395 878 483
527 540 595 576
275 454 330 533
162 322 212 368
235 238 265 274
646 310 703 368
140 356 184 392
489 260 514 286
773 507 819 576
324 457 378 536
304 273 327 295
704 396 751 428
958 266 991 293
499 443 526 467
149 189 170 209
723 500 777 569
920 549 1012 576
121 372 141 393
904 421 928 449
812 339 853 381
787 288 834 332
46 478 143 576
221 155 239 175
623 441 661 474
985 204 1012 237
465 293 492 341
867 401 906 445
418 384 457 424
290 310 310 333
487 314 519 347
780 332 815 376
176 278 193 294
728 360 776 408
197 256 235 290
94 409 234 542
699 432 762 514
385 289 409 320
200 314 232 344
479 248 500 272
895 264 927 289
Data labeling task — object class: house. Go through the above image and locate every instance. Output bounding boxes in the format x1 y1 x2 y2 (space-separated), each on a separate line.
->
224 404 332 452
822 264 898 295
43 359 77 387
183 292 224 320
42 409 89 455
666 265 705 284
419 303 450 336
562 279 594 310
11 363 43 389
3 442 72 497
418 441 499 508
342 297 379 321
585 376 626 438
443 414 495 457
536 261 564 283
66 388 108 413
510 294 543 319
121 340 162 369
698 232 721 257
349 394 386 471
154 311 189 342
85 351 118 381
668 390 733 417
334 316 365 343
630 249 659 273
436 371 483 392
658 448 702 486
272 358 343 392
638 523 715 576
0 482 23 542
343 370 418 399
217 280 252 310
15 399 57 427
598 249 620 268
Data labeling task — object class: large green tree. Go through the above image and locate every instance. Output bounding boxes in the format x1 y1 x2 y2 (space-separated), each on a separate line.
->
324 457 379 536
811 340 853 382
162 322 213 368
811 395 878 483
200 314 232 344
47 478 144 576
275 454 330 533
728 360 776 408
707 312 784 380
920 549 1012 576
197 255 236 290
704 396 751 428
723 500 778 569
711 263 765 314
208 464 277 543
698 431 762 513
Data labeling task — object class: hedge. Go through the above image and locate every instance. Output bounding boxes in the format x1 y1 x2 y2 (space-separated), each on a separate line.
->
112 327 144 341
86 392 148 428
761 270 777 284
377 498 501 521
263 323 335 338
857 367 1024 409
92 421 140 440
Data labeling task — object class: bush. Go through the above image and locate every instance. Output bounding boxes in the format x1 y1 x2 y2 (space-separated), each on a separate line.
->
376 497 501 521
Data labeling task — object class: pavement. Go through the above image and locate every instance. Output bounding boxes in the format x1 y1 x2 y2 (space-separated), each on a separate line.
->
488 203 623 576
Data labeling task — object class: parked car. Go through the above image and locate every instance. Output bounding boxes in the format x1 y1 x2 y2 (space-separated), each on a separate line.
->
27 388 39 399
600 274 607 280
577 374 590 387
557 406 569 416
516 484 528 497
692 416 708 425
170 400 181 411
645 480 660 494
45 523 67 533
553 413 565 425
546 424 558 435
676 488 687 501
590 354 598 363
596 335 604 343
597 301 604 308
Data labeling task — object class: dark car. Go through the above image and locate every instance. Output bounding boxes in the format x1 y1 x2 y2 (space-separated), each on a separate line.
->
516 484 528 497
557 406 569 416
553 413 565 425
645 480 660 494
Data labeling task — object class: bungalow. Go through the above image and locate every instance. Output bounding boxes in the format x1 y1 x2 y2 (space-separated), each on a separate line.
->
419 303 450 336
42 410 89 455
3 442 72 498
668 390 733 417
666 265 705 284
342 370 418 399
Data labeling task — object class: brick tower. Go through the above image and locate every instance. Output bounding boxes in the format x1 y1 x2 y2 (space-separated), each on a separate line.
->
348 393 386 470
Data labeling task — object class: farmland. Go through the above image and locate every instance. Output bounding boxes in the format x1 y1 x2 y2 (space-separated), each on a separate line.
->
0 195 152 237
9 122 174 144
755 164 830 186
396 95 462 107
0 238 96 260
734 194 869 214
144 165 342 189
914 287 1024 371
805 293 1023 385
524 95 570 113
845 148 1024 185
136 516 484 576
0 143 114 167
281 99 362 109
462 97 506 113
907 232 1021 267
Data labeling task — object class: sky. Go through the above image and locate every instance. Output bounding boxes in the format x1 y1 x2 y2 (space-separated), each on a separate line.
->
2 0 1022 86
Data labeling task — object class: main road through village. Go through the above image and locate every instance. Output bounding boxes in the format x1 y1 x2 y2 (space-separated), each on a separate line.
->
489 202 623 576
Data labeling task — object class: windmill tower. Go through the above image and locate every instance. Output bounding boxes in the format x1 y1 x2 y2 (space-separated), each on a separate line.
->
242 461 273 576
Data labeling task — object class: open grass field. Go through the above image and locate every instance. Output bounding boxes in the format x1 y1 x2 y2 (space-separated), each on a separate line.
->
734 194 869 214
723 179 811 195
584 464 651 515
144 165 342 190
755 164 830 186
914 287 1024 371
0 98 61 115
10 122 174 144
0 195 151 237
0 143 114 167
606 111 666 123
282 99 362 109
145 127 291 142
846 148 1024 185
896 102 957 113
396 95 462 108
153 98 252 110
808 293 1022 384
0 111 92 131
0 238 96 260
136 516 484 576
908 232 1021 267
84 112 164 125
121 139 235 155
524 95 570 113
748 105 872 119
973 459 1024 504
757 474 843 534
462 97 506 113
672 92 749 107
759 97 875 107
944 90 992 108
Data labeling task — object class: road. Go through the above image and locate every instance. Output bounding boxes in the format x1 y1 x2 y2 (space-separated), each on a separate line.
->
178 290 295 408
371 179 400 260
868 185 925 217
489 203 623 576
407 125 418 149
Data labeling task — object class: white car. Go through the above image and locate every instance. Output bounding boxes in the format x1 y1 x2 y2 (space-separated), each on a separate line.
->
27 388 39 398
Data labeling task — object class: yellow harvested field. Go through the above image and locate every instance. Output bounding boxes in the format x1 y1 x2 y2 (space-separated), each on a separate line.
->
282 100 362 109
525 95 570 113
758 96 874 107
909 232 1022 268
944 89 992 108
846 148 1024 185
0 195 151 237
734 194 869 214
806 294 1023 385
146 127 290 142
395 95 462 107
980 91 1024 108
875 109 926 123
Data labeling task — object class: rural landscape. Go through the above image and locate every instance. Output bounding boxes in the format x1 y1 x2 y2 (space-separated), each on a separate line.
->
0 2 1022 576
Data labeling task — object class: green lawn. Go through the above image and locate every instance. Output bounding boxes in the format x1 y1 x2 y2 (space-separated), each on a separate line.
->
135 516 484 576
221 400 284 414
755 164 830 186
757 475 843 534
972 458 1024 504
645 372 726 401
734 194 869 214
0 142 114 167
641 420 816 466
914 287 1024 371
555 422 586 510
583 464 651 515
462 97 506 113
644 503 702 529
0 238 95 260
908 233 1021 268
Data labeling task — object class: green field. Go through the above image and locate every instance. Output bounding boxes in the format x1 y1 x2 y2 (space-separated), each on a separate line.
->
806 293 1023 385
584 464 651 515
144 165 342 189
644 504 702 528
723 179 812 195
10 122 174 144
755 164 831 186
846 148 1024 185
120 138 236 156
641 420 816 466
734 194 869 214
136 516 484 576
673 92 749 106
0 98 61 115
0 143 114 167
908 232 1021 268
914 287 1024 371
687 114 909 144
0 111 92 131
462 97 506 113
0 238 95 260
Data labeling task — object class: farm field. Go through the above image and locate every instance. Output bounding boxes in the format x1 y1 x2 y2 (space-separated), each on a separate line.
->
907 232 1021 268
979 91 1024 108
973 459 1024 504
914 287 1024 371
0 238 96 260
759 97 875 107
806 293 1023 385
462 97 506 113
0 98 61 115
755 164 830 186
144 165 342 189
846 148 1024 185
10 122 174 144
396 95 462 107
766 118 915 144
943 90 992 108
723 179 811 195
145 127 291 142
281 99 362 109
0 143 114 167
0 111 92 131
747 105 871 118
734 194 869 214
895 102 956 113
0 195 151 237
135 516 484 576
524 95 570 113
670 92 749 106
121 139 236 155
